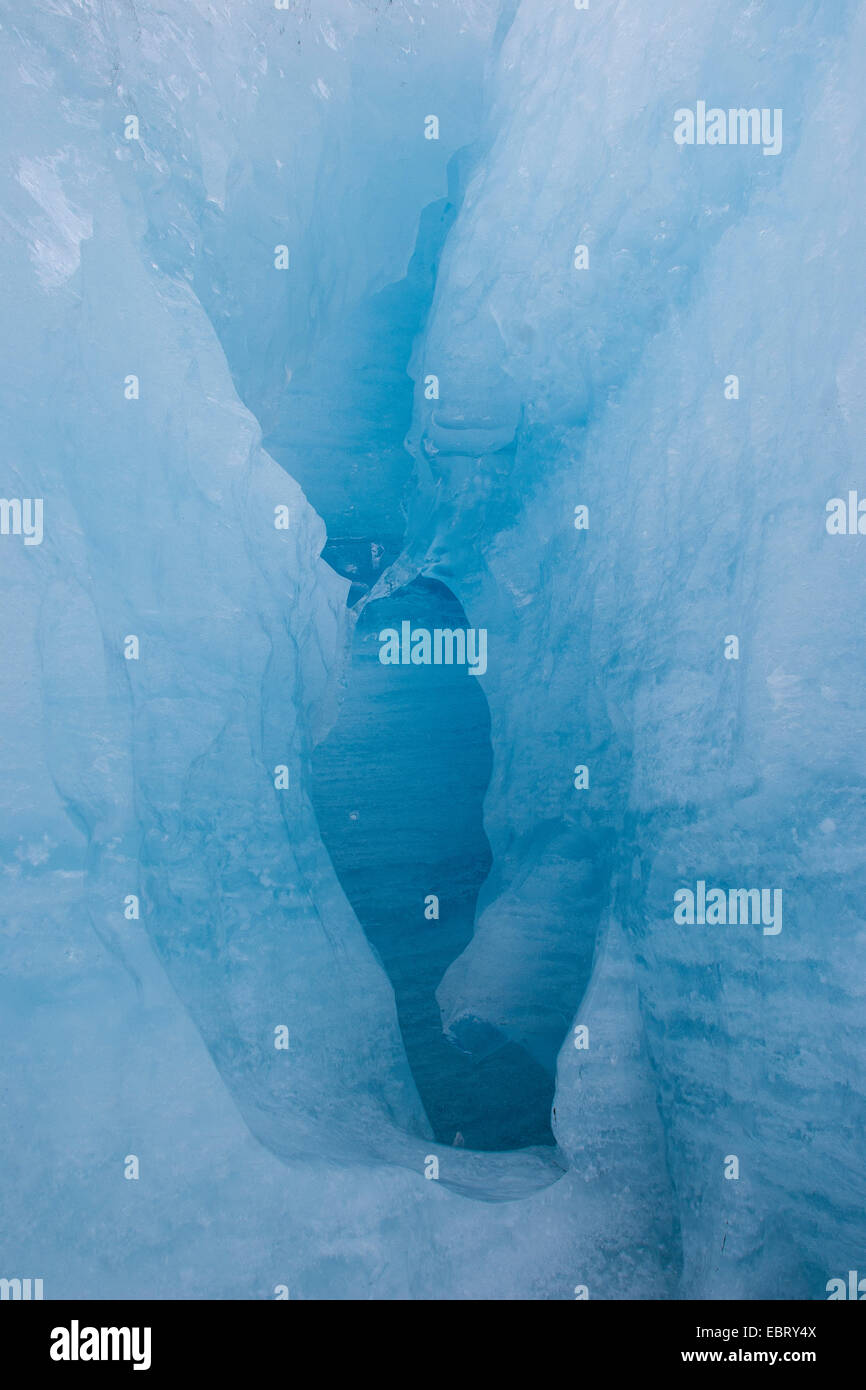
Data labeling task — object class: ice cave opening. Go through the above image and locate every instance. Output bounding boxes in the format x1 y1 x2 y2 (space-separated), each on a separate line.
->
311 573 555 1151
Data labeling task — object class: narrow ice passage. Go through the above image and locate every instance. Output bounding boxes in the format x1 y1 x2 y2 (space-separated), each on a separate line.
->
312 575 555 1150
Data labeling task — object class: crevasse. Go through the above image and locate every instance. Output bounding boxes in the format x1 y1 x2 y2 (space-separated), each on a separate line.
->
1 0 863 1300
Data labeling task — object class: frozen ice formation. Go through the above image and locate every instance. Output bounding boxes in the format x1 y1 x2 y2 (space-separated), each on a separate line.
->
0 0 864 1299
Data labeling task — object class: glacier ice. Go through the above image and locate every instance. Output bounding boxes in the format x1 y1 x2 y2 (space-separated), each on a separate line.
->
1 0 865 1301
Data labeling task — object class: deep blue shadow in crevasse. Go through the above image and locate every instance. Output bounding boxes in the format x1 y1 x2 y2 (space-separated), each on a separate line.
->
311 573 554 1151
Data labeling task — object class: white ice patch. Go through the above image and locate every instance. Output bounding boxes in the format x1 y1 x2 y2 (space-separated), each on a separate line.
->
17 154 92 291
320 21 339 52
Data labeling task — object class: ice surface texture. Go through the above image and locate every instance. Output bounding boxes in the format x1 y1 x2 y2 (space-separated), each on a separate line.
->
0 0 863 1299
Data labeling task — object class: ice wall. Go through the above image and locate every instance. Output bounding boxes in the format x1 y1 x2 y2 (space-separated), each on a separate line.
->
1 0 450 1170
397 0 866 1296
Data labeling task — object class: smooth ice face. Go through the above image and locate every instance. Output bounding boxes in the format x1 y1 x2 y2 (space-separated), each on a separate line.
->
1 0 864 1302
